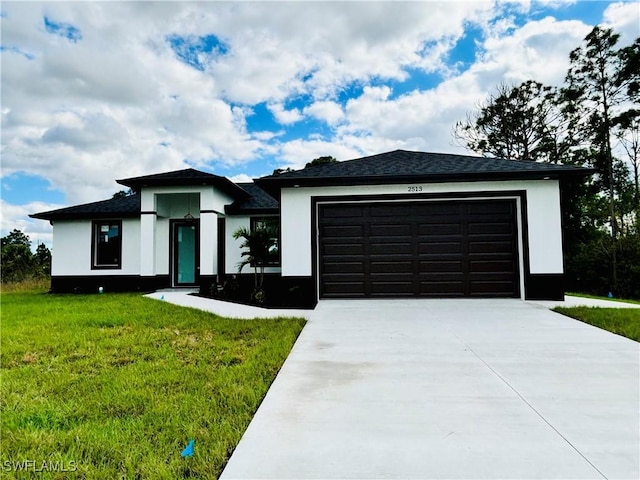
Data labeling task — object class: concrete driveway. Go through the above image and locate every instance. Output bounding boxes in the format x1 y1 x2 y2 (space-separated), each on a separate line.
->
220 299 639 479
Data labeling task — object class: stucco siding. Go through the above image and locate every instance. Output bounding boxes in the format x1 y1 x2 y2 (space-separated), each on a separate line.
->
279 180 564 279
51 218 140 276
155 218 170 275
525 182 563 274
224 215 282 276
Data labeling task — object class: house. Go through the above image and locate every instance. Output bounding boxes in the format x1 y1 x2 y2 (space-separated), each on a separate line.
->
31 150 590 306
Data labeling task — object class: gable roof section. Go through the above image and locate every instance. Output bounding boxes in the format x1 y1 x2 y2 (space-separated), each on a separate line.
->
117 168 250 200
30 194 141 221
256 150 593 196
225 183 279 214
30 183 279 221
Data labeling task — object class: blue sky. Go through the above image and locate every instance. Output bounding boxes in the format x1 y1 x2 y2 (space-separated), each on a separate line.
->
1 1 639 247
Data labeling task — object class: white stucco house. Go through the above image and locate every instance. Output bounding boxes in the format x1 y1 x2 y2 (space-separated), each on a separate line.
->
31 150 590 306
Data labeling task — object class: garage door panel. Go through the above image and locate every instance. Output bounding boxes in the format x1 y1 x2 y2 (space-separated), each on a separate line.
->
470 259 516 273
418 224 462 235
416 203 461 216
370 224 413 236
419 242 463 254
370 243 413 254
323 261 365 274
369 205 413 217
370 281 414 296
420 260 463 272
369 236 413 245
319 200 519 298
323 281 366 297
419 280 466 295
468 222 514 235
370 261 414 273
322 225 364 237
469 241 514 254
322 243 364 255
468 234 514 244
468 202 514 214
321 206 366 219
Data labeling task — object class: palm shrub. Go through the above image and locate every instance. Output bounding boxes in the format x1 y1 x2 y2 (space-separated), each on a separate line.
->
232 223 278 304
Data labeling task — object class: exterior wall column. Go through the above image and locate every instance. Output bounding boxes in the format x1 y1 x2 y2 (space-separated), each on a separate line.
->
140 192 156 277
200 211 218 277
199 189 218 278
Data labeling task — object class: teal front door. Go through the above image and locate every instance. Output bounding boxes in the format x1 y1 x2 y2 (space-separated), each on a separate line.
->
172 221 199 286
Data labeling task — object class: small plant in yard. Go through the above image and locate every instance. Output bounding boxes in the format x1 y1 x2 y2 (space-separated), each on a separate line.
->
0 288 305 479
232 221 278 305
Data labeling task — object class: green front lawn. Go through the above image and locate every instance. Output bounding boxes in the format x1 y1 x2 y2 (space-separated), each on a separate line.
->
0 288 305 479
553 306 640 342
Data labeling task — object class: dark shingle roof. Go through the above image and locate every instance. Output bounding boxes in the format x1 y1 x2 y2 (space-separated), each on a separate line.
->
30 194 141 221
256 150 592 196
117 168 249 200
226 183 279 214
31 183 279 221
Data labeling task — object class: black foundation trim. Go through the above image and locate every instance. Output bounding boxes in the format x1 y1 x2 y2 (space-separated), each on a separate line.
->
50 275 170 293
525 274 564 300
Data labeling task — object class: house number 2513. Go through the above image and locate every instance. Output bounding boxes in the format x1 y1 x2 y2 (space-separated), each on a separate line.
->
408 186 423 192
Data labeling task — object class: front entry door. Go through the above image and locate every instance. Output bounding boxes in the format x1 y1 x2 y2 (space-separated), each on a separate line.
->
172 221 199 286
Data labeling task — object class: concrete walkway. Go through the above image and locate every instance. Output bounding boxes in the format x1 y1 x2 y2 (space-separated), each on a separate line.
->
529 295 640 309
145 290 638 319
144 291 313 319
220 299 639 479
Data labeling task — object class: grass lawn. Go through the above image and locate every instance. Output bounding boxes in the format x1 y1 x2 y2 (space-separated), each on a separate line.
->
0 286 306 479
554 306 640 342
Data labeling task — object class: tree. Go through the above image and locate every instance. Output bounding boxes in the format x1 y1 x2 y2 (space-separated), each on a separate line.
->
1 243 34 283
563 26 639 292
272 167 294 175
1 229 51 283
112 189 134 198
616 111 640 225
1 229 31 249
452 80 596 253
34 243 52 277
1 229 34 284
232 221 278 304
305 156 338 168
453 81 568 163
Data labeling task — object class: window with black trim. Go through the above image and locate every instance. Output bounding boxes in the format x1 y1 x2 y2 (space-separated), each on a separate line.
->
92 220 122 269
250 217 280 267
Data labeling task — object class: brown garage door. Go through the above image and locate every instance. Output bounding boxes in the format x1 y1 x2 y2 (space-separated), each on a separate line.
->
319 200 520 298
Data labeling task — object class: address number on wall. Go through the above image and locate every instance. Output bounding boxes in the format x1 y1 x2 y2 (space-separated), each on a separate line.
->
407 186 423 192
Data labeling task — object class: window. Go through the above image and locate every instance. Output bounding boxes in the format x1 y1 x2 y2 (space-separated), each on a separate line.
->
250 217 280 267
92 221 122 269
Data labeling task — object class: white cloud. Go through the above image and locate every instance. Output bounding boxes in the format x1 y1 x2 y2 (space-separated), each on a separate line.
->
602 2 640 45
478 16 590 87
267 103 303 125
0 200 60 249
303 101 344 125
334 15 591 158
229 173 254 184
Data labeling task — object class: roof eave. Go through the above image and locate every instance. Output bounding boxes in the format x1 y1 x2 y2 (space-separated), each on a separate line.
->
29 211 141 221
117 177 250 200
256 169 593 196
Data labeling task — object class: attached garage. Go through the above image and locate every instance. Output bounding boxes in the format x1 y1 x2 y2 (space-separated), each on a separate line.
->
256 149 593 304
318 199 520 298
